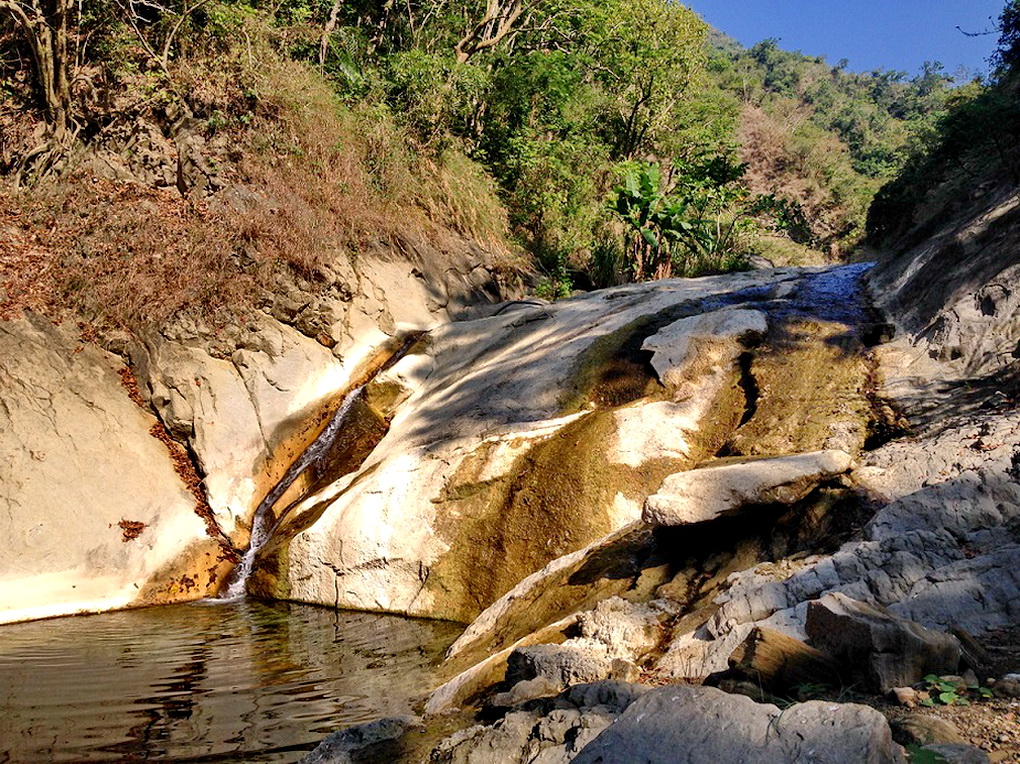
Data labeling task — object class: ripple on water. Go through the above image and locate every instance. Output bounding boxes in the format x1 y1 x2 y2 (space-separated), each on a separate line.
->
0 600 462 763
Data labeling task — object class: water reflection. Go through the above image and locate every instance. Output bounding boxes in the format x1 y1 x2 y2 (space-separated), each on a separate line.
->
0 600 461 763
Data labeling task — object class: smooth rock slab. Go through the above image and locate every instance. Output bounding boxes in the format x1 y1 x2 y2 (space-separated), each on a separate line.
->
572 685 905 764
643 450 854 526
0 315 225 623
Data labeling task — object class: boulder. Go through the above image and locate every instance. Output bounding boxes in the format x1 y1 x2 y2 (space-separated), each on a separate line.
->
506 645 615 690
644 450 854 526
572 685 905 763
726 626 842 692
805 593 961 692
301 715 417 764
889 716 967 746
640 307 767 395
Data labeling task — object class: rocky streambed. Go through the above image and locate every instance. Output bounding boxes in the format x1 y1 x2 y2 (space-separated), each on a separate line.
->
2 241 1019 761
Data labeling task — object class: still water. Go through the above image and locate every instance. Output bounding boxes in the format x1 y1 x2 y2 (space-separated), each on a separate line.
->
0 600 462 763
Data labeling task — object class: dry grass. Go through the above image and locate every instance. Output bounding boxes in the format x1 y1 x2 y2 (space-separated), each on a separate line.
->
0 42 512 333
739 101 875 257
0 177 264 329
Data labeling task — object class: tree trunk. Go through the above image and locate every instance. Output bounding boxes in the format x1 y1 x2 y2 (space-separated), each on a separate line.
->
1 0 73 142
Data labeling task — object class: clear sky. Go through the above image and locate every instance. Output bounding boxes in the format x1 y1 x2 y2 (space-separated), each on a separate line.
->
682 1 1006 77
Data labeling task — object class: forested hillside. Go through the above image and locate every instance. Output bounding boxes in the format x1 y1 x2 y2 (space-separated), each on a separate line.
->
0 0 995 321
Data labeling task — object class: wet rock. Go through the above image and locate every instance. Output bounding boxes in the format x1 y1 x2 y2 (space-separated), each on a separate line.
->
302 715 417 763
806 592 961 692
572 685 904 763
643 450 854 526
269 269 825 623
136 314 348 544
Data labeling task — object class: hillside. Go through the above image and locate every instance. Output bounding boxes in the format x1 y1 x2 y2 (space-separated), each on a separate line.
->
1 0 956 321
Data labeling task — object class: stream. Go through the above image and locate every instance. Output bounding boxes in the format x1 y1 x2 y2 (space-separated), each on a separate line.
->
0 599 460 763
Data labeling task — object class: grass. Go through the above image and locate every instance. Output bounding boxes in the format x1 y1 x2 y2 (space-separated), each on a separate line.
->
0 37 513 335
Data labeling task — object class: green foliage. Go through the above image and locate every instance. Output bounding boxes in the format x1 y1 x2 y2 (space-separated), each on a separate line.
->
918 674 994 707
2 0 964 286
867 73 1020 243
387 49 486 145
610 155 758 280
996 0 1020 75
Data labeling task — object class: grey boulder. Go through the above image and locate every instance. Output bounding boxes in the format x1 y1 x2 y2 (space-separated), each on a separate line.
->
572 685 904 763
806 592 961 692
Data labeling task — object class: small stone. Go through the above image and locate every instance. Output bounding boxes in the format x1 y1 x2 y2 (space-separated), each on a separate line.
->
891 687 919 707
890 716 967 746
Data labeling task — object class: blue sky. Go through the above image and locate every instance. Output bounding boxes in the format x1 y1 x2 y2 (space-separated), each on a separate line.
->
682 1 1006 77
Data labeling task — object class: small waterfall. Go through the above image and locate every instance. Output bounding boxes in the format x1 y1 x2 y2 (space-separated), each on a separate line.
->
220 385 365 600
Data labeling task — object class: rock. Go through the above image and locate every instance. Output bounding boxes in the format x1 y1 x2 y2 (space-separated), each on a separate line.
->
869 188 1020 376
490 676 561 708
570 598 662 660
890 687 920 708
0 315 227 623
302 715 418 764
726 626 843 692
643 450 854 526
572 685 905 763
890 716 967 746
921 744 991 764
640 307 767 395
993 673 1020 698
432 682 647 764
806 593 961 692
648 381 1020 686
506 645 614 690
264 269 826 622
137 315 349 544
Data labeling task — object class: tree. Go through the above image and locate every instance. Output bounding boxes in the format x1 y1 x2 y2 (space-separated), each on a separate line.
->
455 0 533 62
0 0 73 142
996 0 1020 74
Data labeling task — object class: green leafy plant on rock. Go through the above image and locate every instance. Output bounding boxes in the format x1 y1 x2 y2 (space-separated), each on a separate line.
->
919 674 994 707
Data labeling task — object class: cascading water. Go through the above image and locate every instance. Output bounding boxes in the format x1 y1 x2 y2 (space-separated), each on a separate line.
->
218 328 425 601
220 385 365 600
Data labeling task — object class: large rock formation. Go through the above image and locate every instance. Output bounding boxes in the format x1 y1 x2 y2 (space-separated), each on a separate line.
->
0 239 508 622
0 314 229 623
251 266 878 624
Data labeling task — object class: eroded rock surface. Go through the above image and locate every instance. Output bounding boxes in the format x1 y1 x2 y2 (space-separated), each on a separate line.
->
257 268 860 622
571 685 904 764
0 315 228 623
